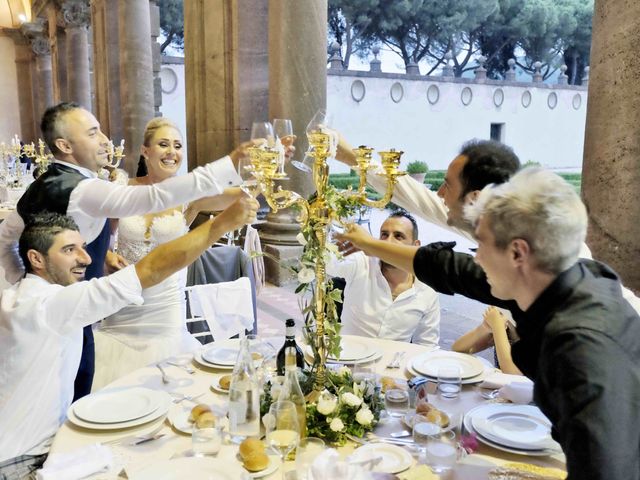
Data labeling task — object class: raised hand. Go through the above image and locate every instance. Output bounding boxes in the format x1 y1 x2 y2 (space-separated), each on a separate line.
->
334 223 373 256
214 195 260 233
483 306 507 333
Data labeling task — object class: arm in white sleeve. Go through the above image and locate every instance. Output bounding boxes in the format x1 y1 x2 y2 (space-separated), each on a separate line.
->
367 174 473 241
72 156 242 218
411 292 440 347
0 212 25 283
42 265 144 334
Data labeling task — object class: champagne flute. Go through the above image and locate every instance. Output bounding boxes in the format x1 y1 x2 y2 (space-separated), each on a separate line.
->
237 155 260 198
265 400 300 480
273 119 293 177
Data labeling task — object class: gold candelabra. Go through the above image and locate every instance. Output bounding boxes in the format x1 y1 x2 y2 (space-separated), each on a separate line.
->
22 139 53 178
105 139 125 169
247 131 405 397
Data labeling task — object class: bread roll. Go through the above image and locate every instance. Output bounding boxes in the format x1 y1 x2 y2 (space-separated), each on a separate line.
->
195 411 216 428
188 403 211 423
243 451 269 472
219 374 232 390
239 437 265 460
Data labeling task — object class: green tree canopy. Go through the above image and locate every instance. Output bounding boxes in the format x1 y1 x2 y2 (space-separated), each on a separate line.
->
158 0 184 53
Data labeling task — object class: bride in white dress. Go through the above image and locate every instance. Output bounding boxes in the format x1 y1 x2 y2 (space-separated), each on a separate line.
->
92 118 245 389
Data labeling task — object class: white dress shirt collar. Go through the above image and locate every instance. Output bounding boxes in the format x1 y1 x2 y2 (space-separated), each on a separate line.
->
53 159 98 179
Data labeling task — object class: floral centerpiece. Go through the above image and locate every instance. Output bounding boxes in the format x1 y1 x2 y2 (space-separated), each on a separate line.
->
261 365 384 445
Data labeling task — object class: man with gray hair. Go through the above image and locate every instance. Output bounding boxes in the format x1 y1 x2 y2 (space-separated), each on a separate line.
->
336 168 640 480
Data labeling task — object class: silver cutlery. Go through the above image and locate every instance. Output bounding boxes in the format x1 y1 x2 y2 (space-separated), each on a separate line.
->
127 433 166 446
389 430 411 438
103 424 164 447
172 392 204 404
386 352 400 369
392 351 406 368
479 388 500 400
167 359 195 374
156 363 170 384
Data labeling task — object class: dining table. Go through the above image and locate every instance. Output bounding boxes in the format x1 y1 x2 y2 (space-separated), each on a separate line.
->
49 336 567 479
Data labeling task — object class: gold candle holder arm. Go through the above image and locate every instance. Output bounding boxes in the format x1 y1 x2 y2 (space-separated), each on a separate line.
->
356 148 406 209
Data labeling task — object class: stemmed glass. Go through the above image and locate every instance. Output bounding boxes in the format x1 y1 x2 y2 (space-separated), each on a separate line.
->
273 119 293 177
291 150 314 174
251 121 275 147
237 155 260 198
264 400 300 480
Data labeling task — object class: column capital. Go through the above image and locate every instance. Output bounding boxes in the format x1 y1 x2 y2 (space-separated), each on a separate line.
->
31 34 51 56
60 0 91 28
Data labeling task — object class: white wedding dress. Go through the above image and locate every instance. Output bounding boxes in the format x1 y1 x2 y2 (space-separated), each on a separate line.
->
92 210 201 390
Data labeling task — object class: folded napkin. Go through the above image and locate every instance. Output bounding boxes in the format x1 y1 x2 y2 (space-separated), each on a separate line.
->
309 449 375 480
480 371 533 390
37 444 113 480
243 224 265 295
188 277 254 340
499 381 534 405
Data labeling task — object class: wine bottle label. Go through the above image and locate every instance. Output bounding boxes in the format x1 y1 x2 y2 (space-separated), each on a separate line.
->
285 326 295 338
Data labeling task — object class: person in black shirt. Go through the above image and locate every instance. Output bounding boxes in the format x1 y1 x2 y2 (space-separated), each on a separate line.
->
335 168 640 480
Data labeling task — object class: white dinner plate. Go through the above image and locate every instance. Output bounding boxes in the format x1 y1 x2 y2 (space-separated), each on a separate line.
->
463 405 557 456
329 337 374 361
350 443 413 474
130 458 239 480
405 360 487 385
202 339 241 366
411 351 485 379
66 390 171 431
193 349 235 370
471 404 557 450
73 387 160 424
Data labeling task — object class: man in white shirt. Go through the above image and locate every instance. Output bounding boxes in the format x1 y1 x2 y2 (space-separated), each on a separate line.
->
0 102 247 399
328 211 440 346
0 199 258 478
336 137 640 313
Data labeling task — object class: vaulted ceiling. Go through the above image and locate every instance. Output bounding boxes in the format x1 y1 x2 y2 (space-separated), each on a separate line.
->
0 0 31 29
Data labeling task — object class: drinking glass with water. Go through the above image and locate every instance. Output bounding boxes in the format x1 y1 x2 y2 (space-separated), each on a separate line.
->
437 366 462 399
384 388 410 417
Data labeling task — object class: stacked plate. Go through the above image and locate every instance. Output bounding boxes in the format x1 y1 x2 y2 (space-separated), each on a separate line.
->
464 404 561 456
67 387 171 430
193 339 240 369
406 350 488 384
305 335 383 365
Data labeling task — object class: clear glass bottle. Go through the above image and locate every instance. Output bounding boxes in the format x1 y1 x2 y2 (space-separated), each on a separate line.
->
279 347 307 439
228 337 261 442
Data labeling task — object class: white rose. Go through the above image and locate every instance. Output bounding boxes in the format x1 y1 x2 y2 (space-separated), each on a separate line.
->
298 268 315 284
341 392 362 407
329 417 345 432
317 393 338 415
338 366 351 377
296 232 307 246
356 407 374 426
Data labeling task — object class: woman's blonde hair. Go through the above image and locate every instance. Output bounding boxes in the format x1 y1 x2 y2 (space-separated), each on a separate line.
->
142 117 180 147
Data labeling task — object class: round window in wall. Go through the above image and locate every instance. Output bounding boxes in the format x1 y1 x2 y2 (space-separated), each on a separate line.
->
426 84 440 105
493 88 504 107
572 93 582 110
350 80 366 103
547 92 558 109
461 87 473 106
159 67 178 94
390 82 404 103
521 90 532 108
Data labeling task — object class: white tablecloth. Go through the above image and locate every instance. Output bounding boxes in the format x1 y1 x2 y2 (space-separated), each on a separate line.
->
49 337 566 479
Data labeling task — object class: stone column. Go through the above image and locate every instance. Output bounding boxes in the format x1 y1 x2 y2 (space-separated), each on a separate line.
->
91 0 123 141
184 0 269 167
260 0 327 285
62 0 92 109
31 34 54 121
149 0 162 116
8 32 37 141
118 0 155 176
582 0 640 293
56 28 68 101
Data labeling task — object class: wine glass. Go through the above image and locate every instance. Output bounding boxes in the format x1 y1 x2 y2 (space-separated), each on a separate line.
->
251 121 275 147
265 400 300 480
273 119 293 177
305 109 332 136
237 155 260 198
291 150 314 174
